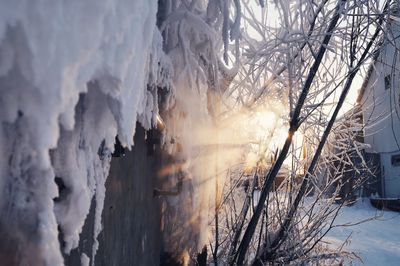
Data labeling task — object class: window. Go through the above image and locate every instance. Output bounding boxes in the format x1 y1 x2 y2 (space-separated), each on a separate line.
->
392 154 400 166
384 75 391 90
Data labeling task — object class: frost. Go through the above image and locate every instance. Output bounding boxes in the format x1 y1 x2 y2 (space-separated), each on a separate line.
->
80 253 90 266
0 0 167 265
0 0 239 264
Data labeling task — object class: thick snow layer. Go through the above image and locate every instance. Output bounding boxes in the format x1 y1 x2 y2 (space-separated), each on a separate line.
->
327 200 400 265
0 0 240 264
0 0 167 265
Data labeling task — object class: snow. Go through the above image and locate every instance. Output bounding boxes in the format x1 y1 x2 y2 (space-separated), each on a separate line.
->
327 199 400 265
80 253 90 266
2 1 397 266
0 0 170 265
0 0 241 264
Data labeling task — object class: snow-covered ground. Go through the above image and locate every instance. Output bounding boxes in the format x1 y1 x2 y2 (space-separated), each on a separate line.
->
327 199 400 265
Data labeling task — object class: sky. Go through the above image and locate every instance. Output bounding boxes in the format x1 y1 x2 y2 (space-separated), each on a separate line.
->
242 0 381 115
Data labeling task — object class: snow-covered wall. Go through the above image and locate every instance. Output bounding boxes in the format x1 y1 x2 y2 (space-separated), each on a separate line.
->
0 0 167 265
0 0 242 264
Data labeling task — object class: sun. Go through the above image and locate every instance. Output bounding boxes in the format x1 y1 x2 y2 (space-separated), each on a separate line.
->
242 108 307 172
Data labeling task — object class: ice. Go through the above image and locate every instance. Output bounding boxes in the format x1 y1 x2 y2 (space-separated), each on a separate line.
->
0 0 238 264
80 253 90 266
0 0 166 264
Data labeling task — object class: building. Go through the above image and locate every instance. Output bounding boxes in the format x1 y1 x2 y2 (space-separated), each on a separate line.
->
357 15 400 205
322 106 380 202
